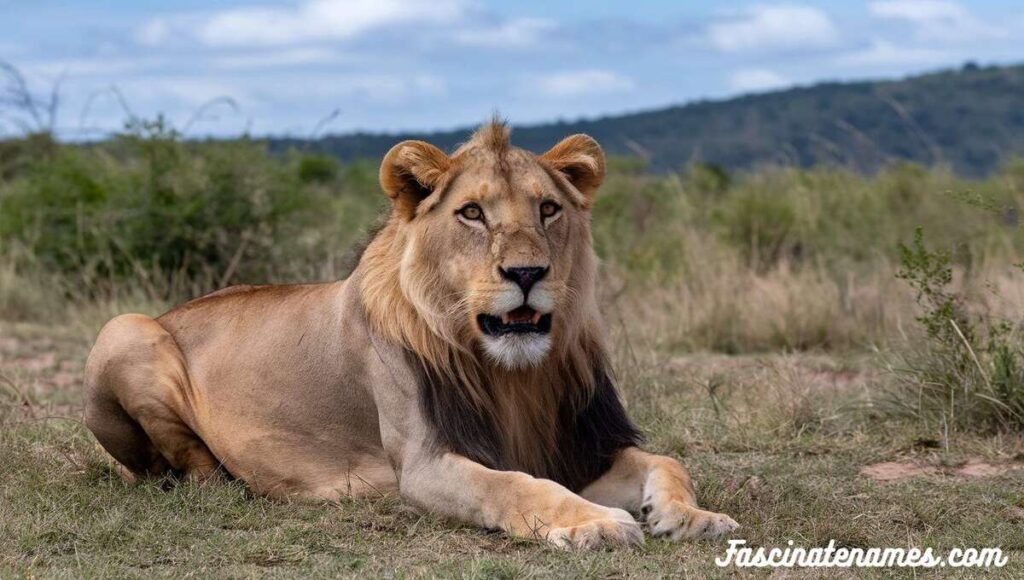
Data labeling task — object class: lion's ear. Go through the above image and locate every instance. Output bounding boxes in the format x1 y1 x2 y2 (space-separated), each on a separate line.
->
379 140 452 219
539 134 606 202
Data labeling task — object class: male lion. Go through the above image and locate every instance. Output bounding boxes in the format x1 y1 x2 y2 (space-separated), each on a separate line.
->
84 121 739 549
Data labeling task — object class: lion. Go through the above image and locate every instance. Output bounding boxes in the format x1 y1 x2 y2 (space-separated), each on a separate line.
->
83 121 739 549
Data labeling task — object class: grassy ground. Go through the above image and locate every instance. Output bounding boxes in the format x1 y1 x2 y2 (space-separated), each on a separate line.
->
2 319 1022 578
2 130 1023 576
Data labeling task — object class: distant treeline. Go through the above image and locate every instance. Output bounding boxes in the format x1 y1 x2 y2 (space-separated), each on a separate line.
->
268 63 1024 177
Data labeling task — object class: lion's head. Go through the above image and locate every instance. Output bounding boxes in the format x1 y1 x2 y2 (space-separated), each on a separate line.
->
358 121 633 480
361 120 606 373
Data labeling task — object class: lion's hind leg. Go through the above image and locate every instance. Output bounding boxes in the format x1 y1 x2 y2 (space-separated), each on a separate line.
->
85 314 221 483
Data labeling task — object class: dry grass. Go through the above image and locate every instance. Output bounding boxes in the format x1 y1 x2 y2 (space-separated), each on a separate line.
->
2 313 1022 578
608 237 1024 358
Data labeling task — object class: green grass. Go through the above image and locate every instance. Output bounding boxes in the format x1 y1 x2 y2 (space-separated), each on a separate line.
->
2 322 1022 578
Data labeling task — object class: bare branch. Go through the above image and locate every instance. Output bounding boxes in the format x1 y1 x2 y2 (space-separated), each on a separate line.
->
181 96 240 134
0 60 45 130
108 84 138 127
46 69 66 133
309 108 340 140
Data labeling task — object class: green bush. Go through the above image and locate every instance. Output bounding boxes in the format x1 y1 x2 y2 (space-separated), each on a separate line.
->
714 184 800 269
298 154 339 184
0 118 376 299
683 162 731 196
885 227 1024 431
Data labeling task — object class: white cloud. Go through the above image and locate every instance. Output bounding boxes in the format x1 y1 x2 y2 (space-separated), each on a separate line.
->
532 70 634 98
834 39 952 68
870 0 960 21
136 18 172 47
130 76 247 107
141 0 466 48
728 68 789 92
21 56 169 78
211 47 350 70
250 73 447 103
868 0 1005 42
455 18 556 49
708 4 839 53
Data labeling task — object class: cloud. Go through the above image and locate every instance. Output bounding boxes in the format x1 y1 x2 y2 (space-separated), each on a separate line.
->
870 0 961 20
867 0 1005 42
248 73 447 103
728 68 789 92
141 0 466 48
136 18 172 47
210 48 351 70
455 18 556 49
531 70 634 98
161 79 245 107
708 4 839 53
20 56 170 78
834 39 952 68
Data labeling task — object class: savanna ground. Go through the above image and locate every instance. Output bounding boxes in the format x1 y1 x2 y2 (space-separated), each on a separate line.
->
2 120 1024 577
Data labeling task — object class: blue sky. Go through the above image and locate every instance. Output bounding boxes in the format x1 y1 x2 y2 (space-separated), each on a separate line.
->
2 0 1023 138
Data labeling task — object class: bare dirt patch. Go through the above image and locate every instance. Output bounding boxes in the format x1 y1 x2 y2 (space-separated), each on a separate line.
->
0 328 89 397
860 461 937 481
860 458 1024 482
953 458 1018 477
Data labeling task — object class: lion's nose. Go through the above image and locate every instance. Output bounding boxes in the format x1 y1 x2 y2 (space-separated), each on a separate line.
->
499 266 549 297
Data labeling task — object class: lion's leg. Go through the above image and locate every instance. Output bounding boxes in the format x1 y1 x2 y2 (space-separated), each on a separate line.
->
399 452 642 549
580 447 739 541
85 314 222 482
83 389 171 478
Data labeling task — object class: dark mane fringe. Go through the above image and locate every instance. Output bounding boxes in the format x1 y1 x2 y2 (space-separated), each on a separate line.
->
410 350 644 492
552 361 645 490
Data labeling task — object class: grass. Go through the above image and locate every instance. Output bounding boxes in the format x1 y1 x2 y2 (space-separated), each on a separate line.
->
2 123 1024 576
2 318 1023 578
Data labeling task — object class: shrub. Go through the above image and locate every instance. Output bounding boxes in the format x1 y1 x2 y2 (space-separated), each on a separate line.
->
884 227 1024 431
0 118 350 299
297 154 339 184
714 185 799 270
684 162 731 196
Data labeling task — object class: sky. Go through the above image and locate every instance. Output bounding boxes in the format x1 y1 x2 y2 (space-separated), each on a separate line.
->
2 0 1023 138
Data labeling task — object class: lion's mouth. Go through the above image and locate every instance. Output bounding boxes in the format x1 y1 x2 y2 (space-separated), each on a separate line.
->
477 306 552 336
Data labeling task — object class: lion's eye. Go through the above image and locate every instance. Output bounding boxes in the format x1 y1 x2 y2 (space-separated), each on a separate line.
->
540 201 561 220
458 203 484 221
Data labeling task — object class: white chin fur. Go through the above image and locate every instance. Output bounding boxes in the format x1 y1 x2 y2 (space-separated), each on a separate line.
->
481 333 552 369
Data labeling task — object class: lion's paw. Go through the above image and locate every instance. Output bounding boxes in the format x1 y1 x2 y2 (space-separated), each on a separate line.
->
547 508 644 550
641 500 739 541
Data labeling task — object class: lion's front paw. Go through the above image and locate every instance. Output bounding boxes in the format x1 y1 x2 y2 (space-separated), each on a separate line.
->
641 500 739 541
547 508 644 550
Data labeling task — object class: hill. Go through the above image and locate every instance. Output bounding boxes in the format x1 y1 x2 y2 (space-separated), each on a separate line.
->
269 63 1024 177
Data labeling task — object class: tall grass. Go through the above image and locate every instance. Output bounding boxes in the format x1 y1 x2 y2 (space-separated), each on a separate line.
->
1 119 1022 360
879 228 1024 431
